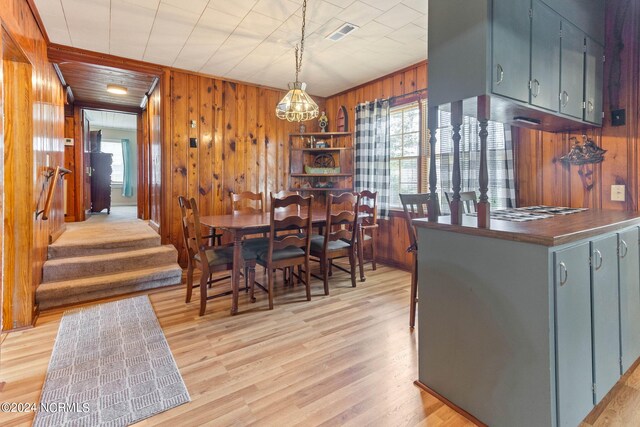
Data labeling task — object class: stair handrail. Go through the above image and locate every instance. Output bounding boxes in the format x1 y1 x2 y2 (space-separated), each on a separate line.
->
37 166 71 220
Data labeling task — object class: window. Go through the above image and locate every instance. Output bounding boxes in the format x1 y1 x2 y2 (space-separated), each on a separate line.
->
389 103 421 207
101 140 124 183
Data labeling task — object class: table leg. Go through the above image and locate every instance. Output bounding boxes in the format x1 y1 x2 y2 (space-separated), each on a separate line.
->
231 231 242 315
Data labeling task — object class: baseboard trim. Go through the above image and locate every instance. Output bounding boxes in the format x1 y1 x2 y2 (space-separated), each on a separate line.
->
413 380 487 427
49 224 66 244
149 220 160 233
377 257 411 272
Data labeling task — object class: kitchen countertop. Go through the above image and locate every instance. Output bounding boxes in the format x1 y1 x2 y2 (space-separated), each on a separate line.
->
413 209 640 246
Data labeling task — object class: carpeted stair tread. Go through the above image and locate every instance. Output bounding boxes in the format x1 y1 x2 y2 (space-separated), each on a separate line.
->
43 245 178 282
37 265 183 310
48 234 161 259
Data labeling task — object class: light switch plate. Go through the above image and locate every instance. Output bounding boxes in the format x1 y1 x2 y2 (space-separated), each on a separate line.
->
611 185 625 202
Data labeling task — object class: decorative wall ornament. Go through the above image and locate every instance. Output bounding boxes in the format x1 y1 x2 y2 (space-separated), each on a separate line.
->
561 135 606 191
560 135 607 165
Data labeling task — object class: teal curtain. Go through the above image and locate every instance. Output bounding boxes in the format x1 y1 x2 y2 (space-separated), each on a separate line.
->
121 139 134 197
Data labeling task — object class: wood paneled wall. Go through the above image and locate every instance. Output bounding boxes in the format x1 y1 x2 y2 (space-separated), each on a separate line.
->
324 61 428 270
148 80 162 230
1 0 65 330
515 0 640 211
162 70 322 265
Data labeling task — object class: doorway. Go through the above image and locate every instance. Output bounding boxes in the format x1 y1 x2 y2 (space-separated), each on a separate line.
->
83 110 139 220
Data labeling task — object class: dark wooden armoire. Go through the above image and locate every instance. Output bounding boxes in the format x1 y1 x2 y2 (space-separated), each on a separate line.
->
90 152 113 213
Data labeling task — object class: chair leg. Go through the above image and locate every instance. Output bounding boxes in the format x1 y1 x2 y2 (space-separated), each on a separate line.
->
371 234 377 271
249 264 257 303
349 250 357 288
199 270 208 316
297 265 302 285
358 231 365 282
304 260 311 301
328 259 333 277
208 273 213 288
185 263 194 303
409 257 418 328
268 267 275 310
323 257 330 296
244 267 249 292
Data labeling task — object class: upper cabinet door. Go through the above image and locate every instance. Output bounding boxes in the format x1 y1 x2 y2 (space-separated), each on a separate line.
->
560 20 586 119
531 0 561 111
584 36 604 125
591 235 621 404
491 0 531 103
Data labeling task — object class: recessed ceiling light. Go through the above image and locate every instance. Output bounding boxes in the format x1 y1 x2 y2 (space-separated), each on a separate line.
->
326 23 359 41
107 84 128 95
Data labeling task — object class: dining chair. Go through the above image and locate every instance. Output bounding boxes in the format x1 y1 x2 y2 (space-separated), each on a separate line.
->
310 192 360 295
254 194 314 309
399 193 440 329
231 191 265 214
271 190 302 284
178 196 257 316
356 190 378 281
444 191 478 214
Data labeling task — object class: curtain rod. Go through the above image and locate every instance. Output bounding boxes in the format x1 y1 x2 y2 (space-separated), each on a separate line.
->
386 88 427 102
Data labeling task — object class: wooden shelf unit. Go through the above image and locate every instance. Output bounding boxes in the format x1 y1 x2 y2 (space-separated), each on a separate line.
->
288 132 354 193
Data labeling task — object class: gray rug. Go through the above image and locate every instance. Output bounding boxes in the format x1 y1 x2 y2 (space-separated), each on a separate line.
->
34 296 190 427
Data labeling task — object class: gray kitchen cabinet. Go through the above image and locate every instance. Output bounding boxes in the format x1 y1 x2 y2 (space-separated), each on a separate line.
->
560 20 586 119
428 0 605 131
591 235 621 403
584 36 604 125
618 227 640 374
491 0 531 102
554 243 594 427
530 0 561 112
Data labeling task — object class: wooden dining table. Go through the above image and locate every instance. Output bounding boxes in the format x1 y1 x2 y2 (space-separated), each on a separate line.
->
199 209 331 315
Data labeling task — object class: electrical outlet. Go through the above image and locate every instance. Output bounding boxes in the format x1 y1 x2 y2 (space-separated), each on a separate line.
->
611 185 626 202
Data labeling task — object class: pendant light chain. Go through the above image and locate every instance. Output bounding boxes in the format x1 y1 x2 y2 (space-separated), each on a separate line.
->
295 0 307 83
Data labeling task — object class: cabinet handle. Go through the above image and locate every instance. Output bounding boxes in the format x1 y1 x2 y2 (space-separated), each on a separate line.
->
560 91 569 107
594 249 603 270
496 64 504 85
620 239 629 258
559 262 568 286
531 79 540 98
587 100 594 113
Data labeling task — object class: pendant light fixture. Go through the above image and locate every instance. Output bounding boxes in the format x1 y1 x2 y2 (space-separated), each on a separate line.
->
275 0 319 122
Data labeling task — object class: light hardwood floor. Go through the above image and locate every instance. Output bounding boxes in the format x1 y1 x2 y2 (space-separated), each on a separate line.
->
1 264 640 426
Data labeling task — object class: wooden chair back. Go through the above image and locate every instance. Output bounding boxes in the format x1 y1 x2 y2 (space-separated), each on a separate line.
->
444 191 478 214
358 190 378 227
399 193 440 251
267 194 313 263
271 190 300 214
322 192 360 250
231 191 264 214
178 196 206 263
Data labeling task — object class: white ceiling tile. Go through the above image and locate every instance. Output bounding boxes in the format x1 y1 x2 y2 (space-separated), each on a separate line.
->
34 0 71 45
375 3 421 29
386 23 426 44
143 3 201 64
110 0 157 59
351 20 394 41
323 0 356 8
161 0 208 14
413 14 426 28
208 0 258 18
402 0 427 14
361 0 402 12
275 17 321 45
252 0 299 21
61 0 110 52
119 0 160 10
295 0 344 26
236 11 283 38
338 1 383 26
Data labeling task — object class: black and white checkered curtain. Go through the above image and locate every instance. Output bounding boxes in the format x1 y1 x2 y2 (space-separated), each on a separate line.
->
435 110 516 214
355 100 391 219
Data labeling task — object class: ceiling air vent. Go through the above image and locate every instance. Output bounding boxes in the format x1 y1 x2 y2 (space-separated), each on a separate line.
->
326 23 359 41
